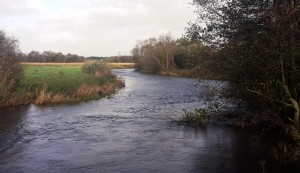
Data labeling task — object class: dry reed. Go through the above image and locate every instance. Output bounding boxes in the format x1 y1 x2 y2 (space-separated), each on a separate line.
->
73 85 101 98
99 83 116 96
108 63 135 69
35 87 69 105
34 81 124 105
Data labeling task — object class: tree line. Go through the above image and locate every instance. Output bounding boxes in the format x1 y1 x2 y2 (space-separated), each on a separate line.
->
132 33 219 78
105 55 135 63
21 51 85 62
21 51 136 63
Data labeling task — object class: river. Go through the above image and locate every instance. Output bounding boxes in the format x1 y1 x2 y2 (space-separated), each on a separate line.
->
0 69 276 173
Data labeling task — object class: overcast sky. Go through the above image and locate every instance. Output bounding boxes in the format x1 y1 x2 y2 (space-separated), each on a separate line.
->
0 0 196 57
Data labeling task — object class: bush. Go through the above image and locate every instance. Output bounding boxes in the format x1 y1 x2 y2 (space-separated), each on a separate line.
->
177 108 211 127
82 61 111 77
0 30 23 103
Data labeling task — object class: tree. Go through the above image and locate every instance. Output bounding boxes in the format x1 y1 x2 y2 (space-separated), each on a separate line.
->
186 0 227 47
188 1 300 130
27 51 42 62
176 38 216 69
156 33 176 71
133 33 176 73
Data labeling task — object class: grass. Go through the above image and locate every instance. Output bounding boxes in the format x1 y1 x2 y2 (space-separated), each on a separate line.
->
23 65 85 93
23 65 83 80
21 62 84 66
0 63 125 106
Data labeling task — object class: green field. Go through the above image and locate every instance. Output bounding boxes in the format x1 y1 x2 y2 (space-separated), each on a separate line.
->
24 65 83 80
23 65 86 94
22 65 118 94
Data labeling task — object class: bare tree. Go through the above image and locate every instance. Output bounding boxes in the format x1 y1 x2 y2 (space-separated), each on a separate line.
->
133 33 176 73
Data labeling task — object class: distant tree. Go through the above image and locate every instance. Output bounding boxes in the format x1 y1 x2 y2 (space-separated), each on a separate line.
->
24 51 85 62
176 38 216 69
156 33 176 71
27 51 42 62
105 55 135 63
133 33 176 73
86 56 107 61
137 38 161 73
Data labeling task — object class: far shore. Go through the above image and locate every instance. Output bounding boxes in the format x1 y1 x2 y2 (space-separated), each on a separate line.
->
21 62 136 69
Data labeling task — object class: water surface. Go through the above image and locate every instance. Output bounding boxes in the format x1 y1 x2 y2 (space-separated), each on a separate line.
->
0 69 274 172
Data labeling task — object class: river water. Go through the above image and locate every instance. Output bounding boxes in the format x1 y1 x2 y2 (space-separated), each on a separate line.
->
0 69 276 173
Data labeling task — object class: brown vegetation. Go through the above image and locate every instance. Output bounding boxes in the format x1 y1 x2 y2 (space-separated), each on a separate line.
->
35 87 68 105
35 80 124 105
1 91 32 106
108 63 135 69
73 85 102 98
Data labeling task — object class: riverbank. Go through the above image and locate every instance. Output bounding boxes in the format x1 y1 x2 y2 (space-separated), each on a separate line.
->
157 68 228 80
173 100 300 172
0 63 125 107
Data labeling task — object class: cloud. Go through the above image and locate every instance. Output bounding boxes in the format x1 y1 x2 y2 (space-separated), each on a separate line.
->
0 0 197 56
0 0 39 16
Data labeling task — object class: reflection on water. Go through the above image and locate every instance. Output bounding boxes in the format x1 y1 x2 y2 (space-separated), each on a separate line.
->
0 106 27 154
0 69 276 172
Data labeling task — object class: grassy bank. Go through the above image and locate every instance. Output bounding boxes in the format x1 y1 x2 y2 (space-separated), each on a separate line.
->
0 63 125 107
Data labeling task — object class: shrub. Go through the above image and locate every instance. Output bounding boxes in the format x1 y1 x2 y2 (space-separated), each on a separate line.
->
82 61 111 77
175 108 211 127
0 30 23 103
